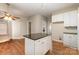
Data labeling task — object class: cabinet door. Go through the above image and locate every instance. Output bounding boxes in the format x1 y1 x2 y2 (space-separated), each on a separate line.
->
63 34 70 46
35 37 48 55
64 10 77 26
63 34 77 48
43 36 52 54
35 36 51 55
42 37 50 54
52 15 57 22
58 14 64 21
35 39 43 55
69 10 77 26
48 36 52 52
25 38 34 55
52 14 64 22
69 35 77 48
64 12 70 26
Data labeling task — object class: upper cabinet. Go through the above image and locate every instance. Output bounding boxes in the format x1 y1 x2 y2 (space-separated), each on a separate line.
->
52 13 64 23
64 10 77 27
52 10 77 27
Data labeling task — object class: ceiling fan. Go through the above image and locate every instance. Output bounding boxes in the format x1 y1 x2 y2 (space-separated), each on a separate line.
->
0 3 20 20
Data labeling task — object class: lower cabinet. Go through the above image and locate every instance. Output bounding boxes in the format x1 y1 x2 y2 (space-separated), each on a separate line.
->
25 38 35 55
25 36 52 55
35 36 51 55
63 34 77 48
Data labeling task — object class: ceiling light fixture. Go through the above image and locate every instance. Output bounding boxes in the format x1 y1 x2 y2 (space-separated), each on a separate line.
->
0 3 20 20
4 16 12 20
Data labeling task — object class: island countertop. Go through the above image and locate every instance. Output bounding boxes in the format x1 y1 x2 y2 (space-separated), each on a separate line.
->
23 33 51 40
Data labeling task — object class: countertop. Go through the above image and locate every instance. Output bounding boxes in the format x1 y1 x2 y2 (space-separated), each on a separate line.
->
23 33 51 40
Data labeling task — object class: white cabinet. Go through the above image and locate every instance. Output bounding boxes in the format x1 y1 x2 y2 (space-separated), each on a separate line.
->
25 36 52 55
35 36 51 55
63 34 77 48
64 12 70 26
52 10 77 26
69 10 77 26
64 10 77 26
25 38 35 55
52 14 64 22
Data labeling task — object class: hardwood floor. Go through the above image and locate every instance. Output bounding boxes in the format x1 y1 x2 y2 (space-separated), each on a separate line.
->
47 41 78 55
0 39 78 55
0 39 25 55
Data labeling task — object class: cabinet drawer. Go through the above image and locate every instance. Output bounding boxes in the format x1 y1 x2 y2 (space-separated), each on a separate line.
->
35 37 48 45
35 36 51 55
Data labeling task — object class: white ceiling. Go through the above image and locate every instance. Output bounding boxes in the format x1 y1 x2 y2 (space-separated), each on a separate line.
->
10 3 79 17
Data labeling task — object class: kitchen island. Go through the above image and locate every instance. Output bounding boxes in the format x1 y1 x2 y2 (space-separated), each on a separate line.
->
24 33 52 55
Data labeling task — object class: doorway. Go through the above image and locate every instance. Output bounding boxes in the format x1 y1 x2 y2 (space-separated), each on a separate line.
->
28 22 31 35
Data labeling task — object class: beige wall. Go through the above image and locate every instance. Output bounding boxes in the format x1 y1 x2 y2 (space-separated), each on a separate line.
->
52 23 64 40
28 15 48 34
47 19 52 34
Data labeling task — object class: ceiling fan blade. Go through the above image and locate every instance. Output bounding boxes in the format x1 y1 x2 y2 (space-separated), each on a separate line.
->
11 17 16 20
14 16 20 19
10 16 16 20
11 16 20 19
0 17 4 19
15 17 20 19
